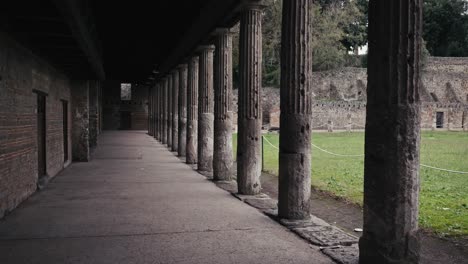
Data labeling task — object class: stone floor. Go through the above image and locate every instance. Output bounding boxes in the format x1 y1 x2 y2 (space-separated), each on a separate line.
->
0 131 333 264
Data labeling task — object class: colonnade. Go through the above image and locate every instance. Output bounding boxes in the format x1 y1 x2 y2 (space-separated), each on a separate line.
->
148 1 423 263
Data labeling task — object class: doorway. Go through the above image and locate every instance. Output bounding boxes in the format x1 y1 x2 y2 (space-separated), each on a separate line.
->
36 93 47 179
436 112 444 128
62 100 68 163
120 111 131 130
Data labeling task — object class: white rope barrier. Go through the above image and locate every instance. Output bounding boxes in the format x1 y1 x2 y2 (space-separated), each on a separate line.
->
262 136 279 150
262 136 468 174
311 143 365 157
420 164 468 174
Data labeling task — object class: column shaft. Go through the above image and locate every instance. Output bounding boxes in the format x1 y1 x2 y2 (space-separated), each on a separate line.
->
197 46 215 172
148 86 153 136
162 78 168 144
156 83 161 140
172 70 179 152
237 4 263 195
213 29 234 181
178 64 188 156
167 75 173 147
186 57 199 164
359 1 422 263
278 0 313 220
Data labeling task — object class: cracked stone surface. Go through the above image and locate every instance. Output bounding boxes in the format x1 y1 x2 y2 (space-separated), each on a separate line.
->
293 225 358 247
279 215 330 229
214 181 237 193
244 198 278 211
321 244 359 264
0 131 334 264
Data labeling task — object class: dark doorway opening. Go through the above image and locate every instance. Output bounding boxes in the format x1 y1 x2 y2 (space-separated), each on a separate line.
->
120 111 131 130
62 100 68 162
436 112 444 128
36 93 47 179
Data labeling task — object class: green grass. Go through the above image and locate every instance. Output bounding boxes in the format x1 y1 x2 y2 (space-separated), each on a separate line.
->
233 131 468 236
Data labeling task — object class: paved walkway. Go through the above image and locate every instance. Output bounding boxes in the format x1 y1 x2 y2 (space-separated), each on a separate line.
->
0 131 333 264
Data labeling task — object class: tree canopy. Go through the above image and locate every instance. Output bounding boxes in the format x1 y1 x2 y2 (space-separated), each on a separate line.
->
423 0 468 56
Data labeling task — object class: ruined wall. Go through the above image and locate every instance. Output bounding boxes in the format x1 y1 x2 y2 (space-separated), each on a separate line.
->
0 32 72 218
233 57 468 131
103 81 148 130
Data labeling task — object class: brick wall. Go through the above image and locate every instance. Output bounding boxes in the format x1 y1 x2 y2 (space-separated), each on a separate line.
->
0 32 71 218
103 81 148 130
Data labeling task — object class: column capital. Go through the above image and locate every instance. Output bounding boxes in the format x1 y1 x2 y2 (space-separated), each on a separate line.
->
196 45 215 53
240 0 266 10
178 63 188 70
211 28 234 36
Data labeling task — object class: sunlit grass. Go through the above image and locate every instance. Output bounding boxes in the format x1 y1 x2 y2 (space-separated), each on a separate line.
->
233 131 468 236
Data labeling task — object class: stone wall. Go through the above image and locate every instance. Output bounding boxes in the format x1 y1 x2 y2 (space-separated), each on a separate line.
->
0 32 72 218
233 57 468 131
103 81 149 130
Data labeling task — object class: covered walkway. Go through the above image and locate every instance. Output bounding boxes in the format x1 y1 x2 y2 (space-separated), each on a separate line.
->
0 131 332 264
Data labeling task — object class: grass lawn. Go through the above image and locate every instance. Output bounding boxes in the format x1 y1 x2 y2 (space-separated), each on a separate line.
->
232 131 468 236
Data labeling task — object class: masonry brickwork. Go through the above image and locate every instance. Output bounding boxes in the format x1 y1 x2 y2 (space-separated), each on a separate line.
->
233 57 468 131
102 81 148 130
0 32 72 218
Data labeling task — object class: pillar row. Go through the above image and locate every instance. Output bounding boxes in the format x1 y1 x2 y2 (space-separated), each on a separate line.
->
359 1 423 263
186 56 199 164
213 29 234 181
171 69 179 152
278 0 313 220
237 3 264 195
197 46 215 172
167 75 173 148
178 64 188 157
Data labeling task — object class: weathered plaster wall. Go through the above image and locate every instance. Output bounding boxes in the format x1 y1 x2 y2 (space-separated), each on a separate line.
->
0 32 72 218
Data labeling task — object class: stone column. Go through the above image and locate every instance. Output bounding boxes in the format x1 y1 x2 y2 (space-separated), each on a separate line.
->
186 56 199 164
89 81 99 149
359 1 422 263
171 69 179 152
167 75 173 148
153 82 158 139
197 46 215 172
148 85 153 136
178 64 188 157
156 82 161 140
71 80 90 162
278 0 313 220
161 78 168 144
237 2 264 195
213 29 234 181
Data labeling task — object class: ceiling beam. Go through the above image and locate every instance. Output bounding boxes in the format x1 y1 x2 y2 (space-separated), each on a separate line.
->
53 0 105 80
158 0 241 76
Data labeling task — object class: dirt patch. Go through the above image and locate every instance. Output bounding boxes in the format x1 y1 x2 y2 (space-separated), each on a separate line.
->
260 172 468 264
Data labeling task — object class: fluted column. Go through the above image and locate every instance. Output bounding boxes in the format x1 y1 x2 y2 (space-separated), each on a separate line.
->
213 29 234 181
186 56 199 164
167 75 173 148
155 83 158 140
162 77 168 144
278 0 313 220
157 82 162 141
359 1 423 263
237 2 264 195
148 86 153 136
171 69 179 152
178 64 188 157
197 46 215 172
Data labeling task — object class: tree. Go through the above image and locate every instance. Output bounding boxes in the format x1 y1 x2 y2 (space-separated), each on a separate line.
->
423 0 468 56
